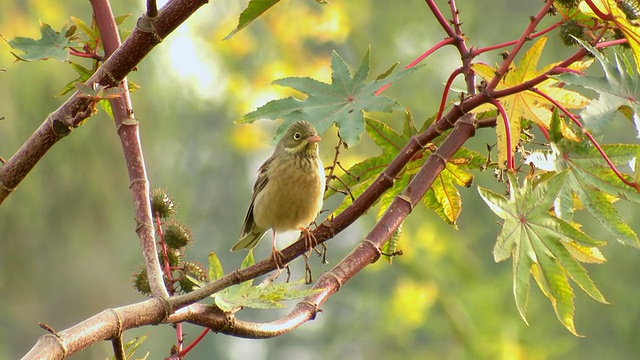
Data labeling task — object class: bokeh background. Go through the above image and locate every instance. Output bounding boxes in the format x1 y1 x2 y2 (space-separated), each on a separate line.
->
1 1 640 359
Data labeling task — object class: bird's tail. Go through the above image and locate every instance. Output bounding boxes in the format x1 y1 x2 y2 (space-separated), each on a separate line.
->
231 230 266 251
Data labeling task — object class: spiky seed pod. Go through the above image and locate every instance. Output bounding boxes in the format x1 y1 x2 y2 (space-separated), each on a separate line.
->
150 188 176 219
132 266 174 295
131 266 152 296
159 248 182 268
178 261 208 293
558 20 585 47
163 219 193 250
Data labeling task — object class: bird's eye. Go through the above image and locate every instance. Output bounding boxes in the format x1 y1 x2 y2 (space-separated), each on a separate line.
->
293 132 302 140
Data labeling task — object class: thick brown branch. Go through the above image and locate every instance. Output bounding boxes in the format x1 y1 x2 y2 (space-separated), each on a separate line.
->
23 298 170 360
0 0 209 205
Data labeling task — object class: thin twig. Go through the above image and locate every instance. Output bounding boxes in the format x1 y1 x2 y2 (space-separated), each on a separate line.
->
485 0 555 92
111 336 125 360
324 133 345 193
147 0 158 18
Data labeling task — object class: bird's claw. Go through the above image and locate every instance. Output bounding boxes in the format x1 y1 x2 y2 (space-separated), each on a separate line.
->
269 248 287 271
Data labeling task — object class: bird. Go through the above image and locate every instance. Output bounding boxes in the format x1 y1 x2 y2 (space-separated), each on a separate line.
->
232 121 325 264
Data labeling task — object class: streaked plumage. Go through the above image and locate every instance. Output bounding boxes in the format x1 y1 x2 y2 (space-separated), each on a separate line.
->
232 121 325 254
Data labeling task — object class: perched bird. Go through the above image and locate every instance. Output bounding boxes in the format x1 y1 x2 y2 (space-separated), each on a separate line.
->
232 121 325 262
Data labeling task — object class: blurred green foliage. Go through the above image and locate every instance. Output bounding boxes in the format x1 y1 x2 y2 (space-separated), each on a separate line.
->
1 1 640 359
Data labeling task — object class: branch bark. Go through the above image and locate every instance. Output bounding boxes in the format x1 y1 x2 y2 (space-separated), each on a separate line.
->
0 0 209 204
91 0 168 298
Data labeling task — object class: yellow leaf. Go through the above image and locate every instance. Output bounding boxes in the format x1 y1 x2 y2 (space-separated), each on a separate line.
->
472 37 592 168
562 241 607 264
579 0 640 71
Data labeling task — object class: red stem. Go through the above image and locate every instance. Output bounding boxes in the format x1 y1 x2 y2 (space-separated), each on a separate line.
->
474 20 563 56
408 38 456 69
176 322 184 354
375 37 456 96
155 214 172 280
449 0 463 36
423 0 456 38
68 48 101 60
172 328 210 359
436 67 463 120
90 0 169 298
583 0 613 21
486 0 555 92
538 124 550 142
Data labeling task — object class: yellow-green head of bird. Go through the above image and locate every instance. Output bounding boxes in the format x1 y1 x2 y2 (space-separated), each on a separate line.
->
277 121 321 158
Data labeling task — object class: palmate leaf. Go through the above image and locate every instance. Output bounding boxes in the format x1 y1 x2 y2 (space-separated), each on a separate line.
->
3 21 79 62
237 48 421 146
555 40 640 138
529 142 640 247
330 112 485 228
207 250 319 311
214 279 321 312
527 114 640 247
472 37 591 168
478 172 607 335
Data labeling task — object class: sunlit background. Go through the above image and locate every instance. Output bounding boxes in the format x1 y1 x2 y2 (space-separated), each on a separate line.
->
2 1 640 359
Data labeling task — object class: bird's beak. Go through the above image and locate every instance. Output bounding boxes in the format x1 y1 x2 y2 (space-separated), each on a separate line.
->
306 135 321 143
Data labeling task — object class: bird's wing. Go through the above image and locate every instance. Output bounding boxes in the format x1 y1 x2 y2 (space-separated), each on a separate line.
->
238 156 273 238
231 229 267 251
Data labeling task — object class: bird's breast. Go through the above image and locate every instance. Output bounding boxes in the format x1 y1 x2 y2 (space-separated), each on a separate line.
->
252 155 324 232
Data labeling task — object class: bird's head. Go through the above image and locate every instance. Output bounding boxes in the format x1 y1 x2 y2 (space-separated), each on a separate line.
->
278 121 321 157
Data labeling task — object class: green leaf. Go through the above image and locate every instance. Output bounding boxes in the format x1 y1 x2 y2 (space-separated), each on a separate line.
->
57 62 94 97
241 249 255 269
328 112 418 216
381 224 402 264
375 62 399 80
114 13 132 26
237 48 421 146
214 280 320 312
70 17 94 38
555 40 640 137
224 0 281 40
478 171 607 335
99 100 114 119
527 139 640 247
110 335 149 360
330 111 484 228
4 21 78 62
208 252 224 281
426 157 475 227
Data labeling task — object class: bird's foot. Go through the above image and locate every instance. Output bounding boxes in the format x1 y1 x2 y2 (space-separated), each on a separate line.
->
302 252 313 284
299 227 322 257
269 247 287 271
302 227 329 265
